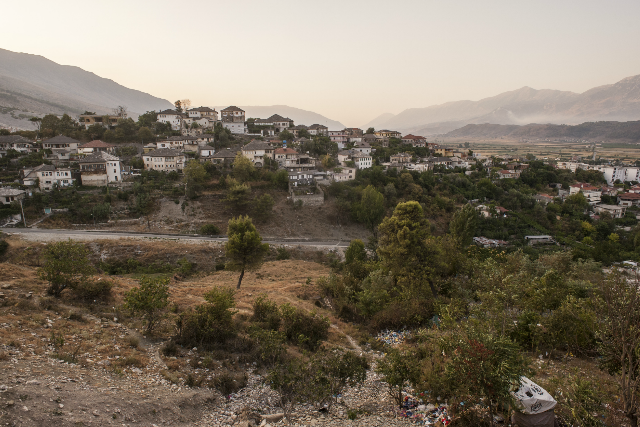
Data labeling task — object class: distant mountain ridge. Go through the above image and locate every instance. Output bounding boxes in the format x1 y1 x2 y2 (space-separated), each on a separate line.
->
364 75 640 136
444 121 640 142
0 48 173 129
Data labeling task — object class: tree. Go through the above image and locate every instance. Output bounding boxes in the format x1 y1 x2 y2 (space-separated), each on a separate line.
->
29 117 42 136
180 99 191 112
113 105 128 118
252 194 275 222
137 126 154 142
37 240 95 297
174 100 182 113
449 203 478 246
137 111 158 128
279 130 294 142
225 216 269 289
377 348 418 406
597 270 640 427
272 169 289 190
354 185 385 234
225 179 252 211
233 152 255 182
377 201 443 297
184 160 207 184
123 276 170 334
442 330 529 425
321 154 336 170
366 127 375 134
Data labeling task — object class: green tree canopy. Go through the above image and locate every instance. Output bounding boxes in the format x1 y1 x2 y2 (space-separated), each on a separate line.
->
449 203 478 247
233 152 255 182
354 185 385 234
124 276 170 334
225 216 269 289
37 240 95 297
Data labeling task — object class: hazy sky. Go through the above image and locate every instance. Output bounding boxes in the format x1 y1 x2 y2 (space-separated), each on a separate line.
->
2 0 640 127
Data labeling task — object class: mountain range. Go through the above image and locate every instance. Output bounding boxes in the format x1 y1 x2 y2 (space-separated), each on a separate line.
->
0 48 174 130
364 75 640 136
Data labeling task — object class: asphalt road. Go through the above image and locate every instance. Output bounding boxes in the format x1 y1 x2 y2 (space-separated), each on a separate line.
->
0 227 350 248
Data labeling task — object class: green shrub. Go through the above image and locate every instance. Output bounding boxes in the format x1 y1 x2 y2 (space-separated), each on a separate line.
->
280 303 330 351
251 295 281 330
0 239 9 257
74 278 113 301
199 224 221 235
123 276 170 334
161 340 180 357
276 247 291 260
176 287 237 349
38 240 95 298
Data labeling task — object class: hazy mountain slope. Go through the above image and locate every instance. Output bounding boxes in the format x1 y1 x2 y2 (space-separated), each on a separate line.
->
365 74 640 136
444 120 640 142
360 112 396 130
0 48 173 129
217 105 345 130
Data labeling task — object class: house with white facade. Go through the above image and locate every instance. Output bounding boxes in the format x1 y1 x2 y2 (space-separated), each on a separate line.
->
308 124 328 136
401 134 427 147
157 109 184 131
0 135 37 156
337 150 372 169
595 204 626 219
569 183 602 204
187 106 218 121
241 140 275 167
42 135 81 154
78 140 116 155
0 187 26 206
21 164 75 190
78 152 123 186
352 141 372 155
143 148 185 171
221 106 246 134
331 167 356 182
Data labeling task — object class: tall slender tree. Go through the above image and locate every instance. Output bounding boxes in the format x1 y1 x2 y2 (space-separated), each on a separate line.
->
225 216 269 289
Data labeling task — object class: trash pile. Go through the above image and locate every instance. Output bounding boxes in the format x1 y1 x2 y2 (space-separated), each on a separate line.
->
396 395 451 425
376 329 411 346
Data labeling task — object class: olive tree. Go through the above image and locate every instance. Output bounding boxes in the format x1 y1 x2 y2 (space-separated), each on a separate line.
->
225 216 269 289
123 276 171 334
37 240 95 297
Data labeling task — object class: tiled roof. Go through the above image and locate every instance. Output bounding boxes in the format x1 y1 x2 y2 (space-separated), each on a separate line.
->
243 140 272 151
222 106 244 112
267 114 293 123
0 187 25 197
79 152 120 163
188 107 217 113
158 109 181 115
212 149 239 158
79 140 115 148
144 148 184 157
620 193 640 199
0 135 33 144
275 148 298 155
43 135 81 144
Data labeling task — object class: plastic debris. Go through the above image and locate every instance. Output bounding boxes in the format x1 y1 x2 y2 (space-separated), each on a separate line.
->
376 329 411 346
395 394 451 425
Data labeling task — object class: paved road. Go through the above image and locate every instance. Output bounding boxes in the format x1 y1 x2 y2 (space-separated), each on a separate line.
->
0 227 350 248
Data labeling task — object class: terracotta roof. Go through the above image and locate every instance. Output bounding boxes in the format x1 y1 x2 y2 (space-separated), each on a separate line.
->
619 193 640 200
402 134 426 140
79 140 115 148
144 148 184 157
43 135 81 144
222 106 244 112
275 148 298 155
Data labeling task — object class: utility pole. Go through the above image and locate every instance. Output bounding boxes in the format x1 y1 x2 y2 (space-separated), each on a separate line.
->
19 198 26 227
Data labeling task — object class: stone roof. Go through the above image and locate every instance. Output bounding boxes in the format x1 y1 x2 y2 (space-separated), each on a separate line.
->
391 152 412 158
222 106 244 112
79 152 120 163
308 124 328 129
79 140 115 148
145 148 184 157
0 135 33 144
243 140 272 151
158 109 181 115
0 187 25 197
43 135 82 144
165 136 199 141
188 107 217 113
212 149 239 158
267 114 293 123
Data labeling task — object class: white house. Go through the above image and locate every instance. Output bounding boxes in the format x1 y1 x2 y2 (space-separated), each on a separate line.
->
241 140 275 167
21 164 75 190
78 152 122 186
78 140 116 155
42 135 81 154
157 109 184 131
0 187 26 205
143 148 185 171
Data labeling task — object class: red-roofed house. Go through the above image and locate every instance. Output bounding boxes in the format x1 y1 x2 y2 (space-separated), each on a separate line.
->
618 192 640 207
497 169 521 179
570 183 601 204
79 140 116 155
401 134 427 147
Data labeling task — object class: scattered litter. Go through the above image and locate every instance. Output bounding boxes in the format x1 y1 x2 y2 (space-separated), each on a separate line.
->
396 395 451 425
376 329 411 346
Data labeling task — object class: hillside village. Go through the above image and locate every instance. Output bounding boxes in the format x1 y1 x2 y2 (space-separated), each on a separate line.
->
3 103 640 427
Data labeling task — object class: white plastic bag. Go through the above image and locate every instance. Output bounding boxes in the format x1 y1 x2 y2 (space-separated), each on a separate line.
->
511 377 557 415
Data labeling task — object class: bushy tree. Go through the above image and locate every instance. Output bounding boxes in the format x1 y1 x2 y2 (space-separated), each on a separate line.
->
38 240 95 297
233 152 255 182
353 185 385 234
123 276 170 334
177 286 238 347
449 203 478 246
225 216 269 288
252 194 275 222
225 179 251 211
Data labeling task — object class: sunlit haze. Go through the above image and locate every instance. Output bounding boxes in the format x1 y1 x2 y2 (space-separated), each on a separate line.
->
2 0 640 127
